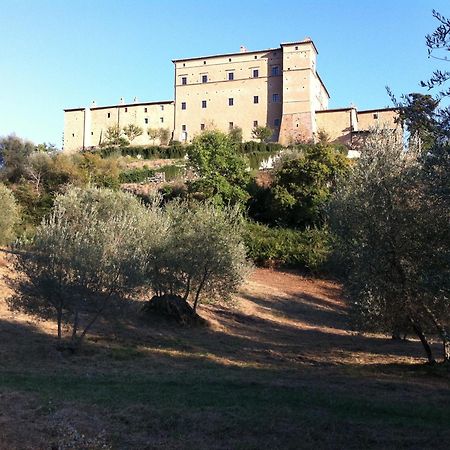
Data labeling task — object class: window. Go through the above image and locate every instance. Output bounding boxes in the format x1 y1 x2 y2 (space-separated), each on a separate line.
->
107 112 111 118
144 107 148 113
229 122 234 130
72 133 74 137
181 76 187 85
295 46 298 50
253 120 258 127
373 113 379 119
145 118 148 124
160 117 164 123
272 93 280 103
271 66 279 76
200 123 205 131
182 124 186 131
202 100 207 108
254 55 257 59
203 60 206 65
202 74 208 83
228 98 234 106
228 72 234 81
253 95 259 104
125 107 128 112
183 63 185 67
274 118 280 127
160 105 164 111
181 102 186 110
252 69 259 78
91 132 93 136
228 58 232 62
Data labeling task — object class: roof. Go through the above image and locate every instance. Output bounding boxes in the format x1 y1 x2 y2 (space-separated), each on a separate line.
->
64 100 174 112
172 47 279 63
358 107 398 114
316 107 353 113
280 39 319 55
172 39 318 63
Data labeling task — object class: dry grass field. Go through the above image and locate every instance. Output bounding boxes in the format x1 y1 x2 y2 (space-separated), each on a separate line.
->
0 252 449 449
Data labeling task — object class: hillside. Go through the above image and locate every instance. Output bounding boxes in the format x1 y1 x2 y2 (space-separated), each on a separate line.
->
0 252 449 449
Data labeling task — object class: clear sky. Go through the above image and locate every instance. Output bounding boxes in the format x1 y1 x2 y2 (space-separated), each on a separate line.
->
1 0 448 147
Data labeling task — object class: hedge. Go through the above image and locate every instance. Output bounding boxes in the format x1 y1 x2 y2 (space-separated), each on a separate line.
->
99 145 188 160
244 221 331 271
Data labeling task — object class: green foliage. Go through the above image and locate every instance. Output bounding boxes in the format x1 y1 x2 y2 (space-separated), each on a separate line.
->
246 151 278 170
99 145 187 160
268 144 351 228
252 126 273 143
187 130 250 206
0 135 35 183
139 201 251 313
244 221 330 271
389 91 439 149
158 128 171 146
119 166 156 183
238 141 282 154
8 187 147 350
228 126 243 144
156 164 184 181
328 129 450 363
102 125 129 147
0 183 21 245
122 124 143 143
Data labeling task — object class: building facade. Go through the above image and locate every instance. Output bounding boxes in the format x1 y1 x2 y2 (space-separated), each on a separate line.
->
63 39 398 151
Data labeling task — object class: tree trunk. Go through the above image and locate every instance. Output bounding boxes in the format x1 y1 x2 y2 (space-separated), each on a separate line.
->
422 305 450 362
193 268 208 314
409 317 435 364
57 308 62 340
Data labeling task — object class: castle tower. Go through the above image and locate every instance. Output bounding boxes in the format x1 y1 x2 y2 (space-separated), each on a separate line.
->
279 39 329 145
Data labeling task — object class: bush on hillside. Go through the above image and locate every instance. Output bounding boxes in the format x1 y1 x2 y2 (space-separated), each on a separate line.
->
0 183 21 245
328 129 450 364
7 187 147 351
99 145 187 160
140 201 251 315
244 221 331 271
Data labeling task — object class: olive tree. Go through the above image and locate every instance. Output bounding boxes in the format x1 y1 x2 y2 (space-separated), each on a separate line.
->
252 126 273 143
328 129 450 364
7 187 147 351
123 124 143 143
0 183 20 245
140 201 251 314
158 128 171 146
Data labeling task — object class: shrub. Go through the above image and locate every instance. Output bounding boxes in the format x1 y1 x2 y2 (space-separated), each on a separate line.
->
0 183 20 245
328 129 450 363
267 143 351 228
244 221 331 271
252 126 273 143
139 201 251 313
98 145 187 160
119 166 156 183
187 130 250 206
7 187 147 351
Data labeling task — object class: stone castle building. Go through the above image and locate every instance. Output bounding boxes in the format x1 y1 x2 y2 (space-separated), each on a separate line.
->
63 38 397 151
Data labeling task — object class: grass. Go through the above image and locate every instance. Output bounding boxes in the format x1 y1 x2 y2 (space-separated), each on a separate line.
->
0 370 448 428
1 261 449 448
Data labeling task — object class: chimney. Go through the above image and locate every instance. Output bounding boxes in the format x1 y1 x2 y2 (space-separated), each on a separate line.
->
91 100 96 107
133 96 138 103
240 45 247 53
119 97 124 104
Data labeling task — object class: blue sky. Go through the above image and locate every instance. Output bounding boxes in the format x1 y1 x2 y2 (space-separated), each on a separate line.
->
1 0 448 147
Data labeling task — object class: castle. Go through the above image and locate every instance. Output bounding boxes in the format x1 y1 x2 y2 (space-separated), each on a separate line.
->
63 38 397 151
